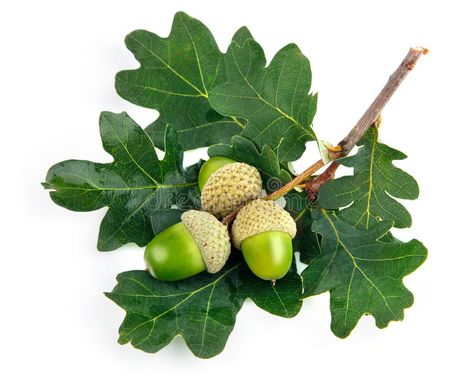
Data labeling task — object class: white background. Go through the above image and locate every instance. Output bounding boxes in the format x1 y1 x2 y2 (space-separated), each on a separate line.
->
1 0 472 385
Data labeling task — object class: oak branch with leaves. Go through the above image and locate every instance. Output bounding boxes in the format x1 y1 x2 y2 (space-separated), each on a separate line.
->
43 12 428 358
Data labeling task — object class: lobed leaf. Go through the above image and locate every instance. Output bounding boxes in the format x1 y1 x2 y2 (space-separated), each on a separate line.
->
317 126 419 229
43 112 200 251
302 209 427 338
208 37 318 162
115 12 245 150
106 257 302 358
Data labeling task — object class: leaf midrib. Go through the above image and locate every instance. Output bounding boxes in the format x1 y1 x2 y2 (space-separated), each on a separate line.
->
179 12 209 97
348 127 415 228
271 282 289 317
47 179 197 193
106 117 160 185
363 128 377 229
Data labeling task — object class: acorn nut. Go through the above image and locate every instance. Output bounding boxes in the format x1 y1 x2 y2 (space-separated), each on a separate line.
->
200 158 263 218
144 210 231 281
232 199 297 281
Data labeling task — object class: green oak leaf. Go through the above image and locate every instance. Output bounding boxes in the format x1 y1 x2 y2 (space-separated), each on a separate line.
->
302 209 427 338
285 191 321 265
238 262 302 318
229 26 255 47
42 112 199 251
144 26 255 149
150 209 185 235
317 125 419 229
106 257 302 358
208 37 317 162
116 12 246 150
208 135 292 193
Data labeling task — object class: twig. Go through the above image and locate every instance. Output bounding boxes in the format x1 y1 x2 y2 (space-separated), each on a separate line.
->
338 47 427 156
222 47 427 224
305 46 427 197
265 159 325 201
305 162 339 201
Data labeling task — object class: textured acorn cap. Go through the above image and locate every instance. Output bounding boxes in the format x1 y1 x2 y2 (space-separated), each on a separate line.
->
201 162 262 218
231 199 297 249
181 210 231 273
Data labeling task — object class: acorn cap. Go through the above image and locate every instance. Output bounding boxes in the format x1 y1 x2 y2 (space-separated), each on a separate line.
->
231 199 297 249
181 210 231 273
201 162 262 218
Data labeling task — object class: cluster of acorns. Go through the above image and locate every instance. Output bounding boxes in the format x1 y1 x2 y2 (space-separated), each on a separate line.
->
144 157 297 282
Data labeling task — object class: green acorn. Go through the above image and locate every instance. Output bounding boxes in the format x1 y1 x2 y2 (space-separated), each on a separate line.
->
200 158 263 218
232 199 297 281
198 156 235 191
144 210 231 281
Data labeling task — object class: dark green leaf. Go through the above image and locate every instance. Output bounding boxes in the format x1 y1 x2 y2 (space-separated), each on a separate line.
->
238 262 303 318
208 135 292 192
106 263 243 358
284 191 321 265
116 12 245 150
43 112 199 251
106 257 302 358
209 37 317 162
317 126 419 229
302 209 427 338
150 209 185 235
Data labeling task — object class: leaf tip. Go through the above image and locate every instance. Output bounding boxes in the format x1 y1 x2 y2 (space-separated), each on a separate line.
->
231 26 254 47
174 10 192 21
331 325 352 339
103 291 113 300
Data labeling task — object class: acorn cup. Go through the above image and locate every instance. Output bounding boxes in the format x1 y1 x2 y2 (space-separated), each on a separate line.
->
144 210 231 281
231 199 297 281
199 157 263 218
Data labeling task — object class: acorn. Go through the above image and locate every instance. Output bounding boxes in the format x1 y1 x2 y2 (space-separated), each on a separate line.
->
232 199 297 281
198 156 235 191
144 210 231 281
200 158 263 218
